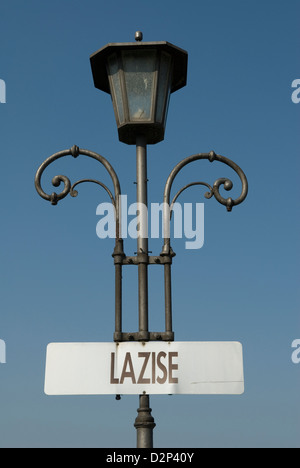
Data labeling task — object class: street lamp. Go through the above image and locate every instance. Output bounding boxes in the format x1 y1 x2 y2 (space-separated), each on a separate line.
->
35 32 248 449
90 31 187 145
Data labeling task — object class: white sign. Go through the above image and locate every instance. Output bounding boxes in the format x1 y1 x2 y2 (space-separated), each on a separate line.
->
44 341 244 396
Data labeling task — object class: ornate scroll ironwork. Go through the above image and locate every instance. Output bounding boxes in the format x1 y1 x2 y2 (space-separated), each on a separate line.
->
161 150 248 254
34 145 122 240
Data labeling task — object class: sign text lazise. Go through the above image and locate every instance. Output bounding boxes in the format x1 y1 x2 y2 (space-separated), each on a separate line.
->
110 351 179 385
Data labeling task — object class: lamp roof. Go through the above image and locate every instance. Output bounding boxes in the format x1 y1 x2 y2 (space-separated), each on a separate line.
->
90 40 188 95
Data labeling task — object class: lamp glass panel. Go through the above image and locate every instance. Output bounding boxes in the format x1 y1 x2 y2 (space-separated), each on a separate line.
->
155 52 172 124
107 54 125 125
122 50 156 121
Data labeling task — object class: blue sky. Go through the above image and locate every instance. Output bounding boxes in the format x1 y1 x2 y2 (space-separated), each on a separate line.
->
0 0 299 448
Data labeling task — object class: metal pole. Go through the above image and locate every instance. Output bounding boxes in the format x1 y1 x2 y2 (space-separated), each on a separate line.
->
134 135 156 448
136 135 149 339
135 394 155 448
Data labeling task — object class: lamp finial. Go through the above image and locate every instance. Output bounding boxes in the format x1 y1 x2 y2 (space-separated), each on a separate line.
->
135 31 143 42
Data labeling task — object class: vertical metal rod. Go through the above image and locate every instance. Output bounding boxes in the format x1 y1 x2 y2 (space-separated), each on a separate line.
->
134 135 156 448
114 263 122 339
164 263 173 334
113 236 124 342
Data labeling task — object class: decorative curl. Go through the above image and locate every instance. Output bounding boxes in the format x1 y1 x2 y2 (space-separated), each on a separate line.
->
34 150 74 205
213 177 234 212
70 179 115 206
170 181 213 220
